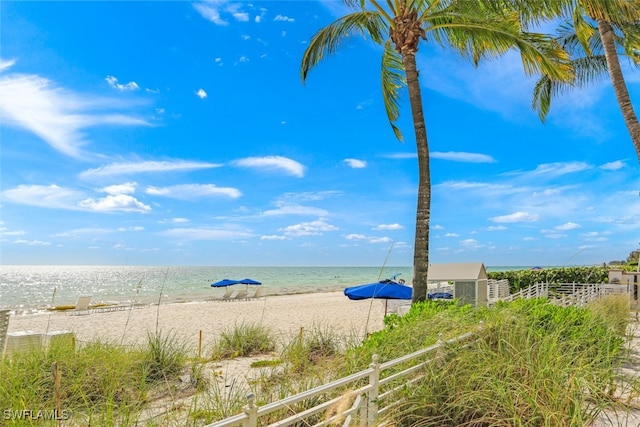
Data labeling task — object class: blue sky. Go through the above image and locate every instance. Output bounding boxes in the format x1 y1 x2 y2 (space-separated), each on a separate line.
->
1 1 638 267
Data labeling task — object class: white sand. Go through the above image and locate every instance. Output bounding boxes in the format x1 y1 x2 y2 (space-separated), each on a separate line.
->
6 291 387 352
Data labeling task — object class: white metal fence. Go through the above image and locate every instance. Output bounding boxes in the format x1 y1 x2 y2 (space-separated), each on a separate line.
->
205 331 478 427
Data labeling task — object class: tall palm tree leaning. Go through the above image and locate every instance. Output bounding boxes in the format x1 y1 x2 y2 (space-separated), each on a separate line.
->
532 0 640 164
301 0 572 303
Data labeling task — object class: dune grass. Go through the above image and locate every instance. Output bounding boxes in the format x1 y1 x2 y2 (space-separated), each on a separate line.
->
0 295 633 426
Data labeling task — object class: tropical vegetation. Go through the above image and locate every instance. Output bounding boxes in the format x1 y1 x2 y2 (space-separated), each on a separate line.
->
530 0 640 164
300 0 572 303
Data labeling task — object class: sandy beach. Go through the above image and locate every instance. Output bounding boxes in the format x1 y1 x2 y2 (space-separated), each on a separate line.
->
6 291 388 352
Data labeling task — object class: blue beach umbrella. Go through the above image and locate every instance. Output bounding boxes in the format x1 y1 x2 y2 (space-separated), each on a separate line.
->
344 279 412 300
237 278 262 285
344 279 412 315
210 279 240 287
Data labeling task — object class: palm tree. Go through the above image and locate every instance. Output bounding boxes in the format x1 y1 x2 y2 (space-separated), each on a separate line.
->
532 0 640 164
301 0 571 303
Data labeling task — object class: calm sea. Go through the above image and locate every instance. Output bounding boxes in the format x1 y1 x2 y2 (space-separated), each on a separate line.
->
0 265 524 312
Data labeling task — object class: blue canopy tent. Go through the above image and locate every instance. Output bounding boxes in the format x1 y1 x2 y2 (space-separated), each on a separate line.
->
344 279 412 315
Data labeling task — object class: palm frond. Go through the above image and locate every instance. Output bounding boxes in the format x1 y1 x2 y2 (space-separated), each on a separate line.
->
572 5 596 55
381 40 406 141
301 11 388 82
532 55 609 120
424 2 573 82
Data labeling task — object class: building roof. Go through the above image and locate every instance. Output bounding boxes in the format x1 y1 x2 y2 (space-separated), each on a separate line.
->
427 262 487 281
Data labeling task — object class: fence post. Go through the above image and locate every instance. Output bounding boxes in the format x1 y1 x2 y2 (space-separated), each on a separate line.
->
242 393 258 427
367 354 380 426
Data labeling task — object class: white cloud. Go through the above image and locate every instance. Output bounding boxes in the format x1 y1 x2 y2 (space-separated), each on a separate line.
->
0 71 150 159
600 160 626 171
2 184 85 210
444 233 459 237
513 162 591 179
255 15 262 23
345 233 366 240
431 151 496 163
146 184 241 199
260 235 287 240
274 14 295 22
100 182 137 195
373 223 404 231
369 236 392 244
343 158 367 168
196 88 207 99
233 156 304 177
487 225 507 231
13 239 51 246
238 56 249 63
384 152 417 159
105 75 139 91
460 238 484 250
555 222 581 231
78 194 151 213
160 227 253 240
433 224 444 230
282 220 338 237
172 217 189 223
241 34 250 40
80 160 221 179
118 226 144 232
263 205 329 216
0 58 17 72
193 2 252 25
490 211 540 223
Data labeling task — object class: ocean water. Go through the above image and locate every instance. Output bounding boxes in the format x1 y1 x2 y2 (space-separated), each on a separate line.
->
0 265 525 312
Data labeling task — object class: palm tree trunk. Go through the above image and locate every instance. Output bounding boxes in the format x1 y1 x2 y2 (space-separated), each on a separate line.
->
597 19 640 164
401 52 430 303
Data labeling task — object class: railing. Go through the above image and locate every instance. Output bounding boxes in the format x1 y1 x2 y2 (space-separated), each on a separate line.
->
205 331 478 427
488 279 510 304
501 282 548 302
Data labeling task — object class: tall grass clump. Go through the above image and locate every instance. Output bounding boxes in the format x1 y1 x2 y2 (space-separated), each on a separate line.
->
391 298 627 426
142 331 187 382
211 322 275 359
281 323 345 375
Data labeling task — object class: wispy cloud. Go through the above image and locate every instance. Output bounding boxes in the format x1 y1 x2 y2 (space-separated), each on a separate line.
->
80 160 222 179
1 184 151 213
343 158 367 168
373 223 404 230
233 156 304 177
555 222 581 231
345 233 366 240
383 152 416 159
511 162 591 179
600 160 626 171
431 151 496 163
281 220 338 237
0 64 150 159
160 227 253 240
193 1 251 25
146 184 242 199
105 75 139 91
274 14 295 22
263 205 328 216
490 211 540 223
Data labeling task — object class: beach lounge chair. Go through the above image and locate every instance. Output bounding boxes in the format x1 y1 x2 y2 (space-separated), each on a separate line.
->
221 288 234 301
250 287 265 300
69 296 92 315
233 290 248 301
